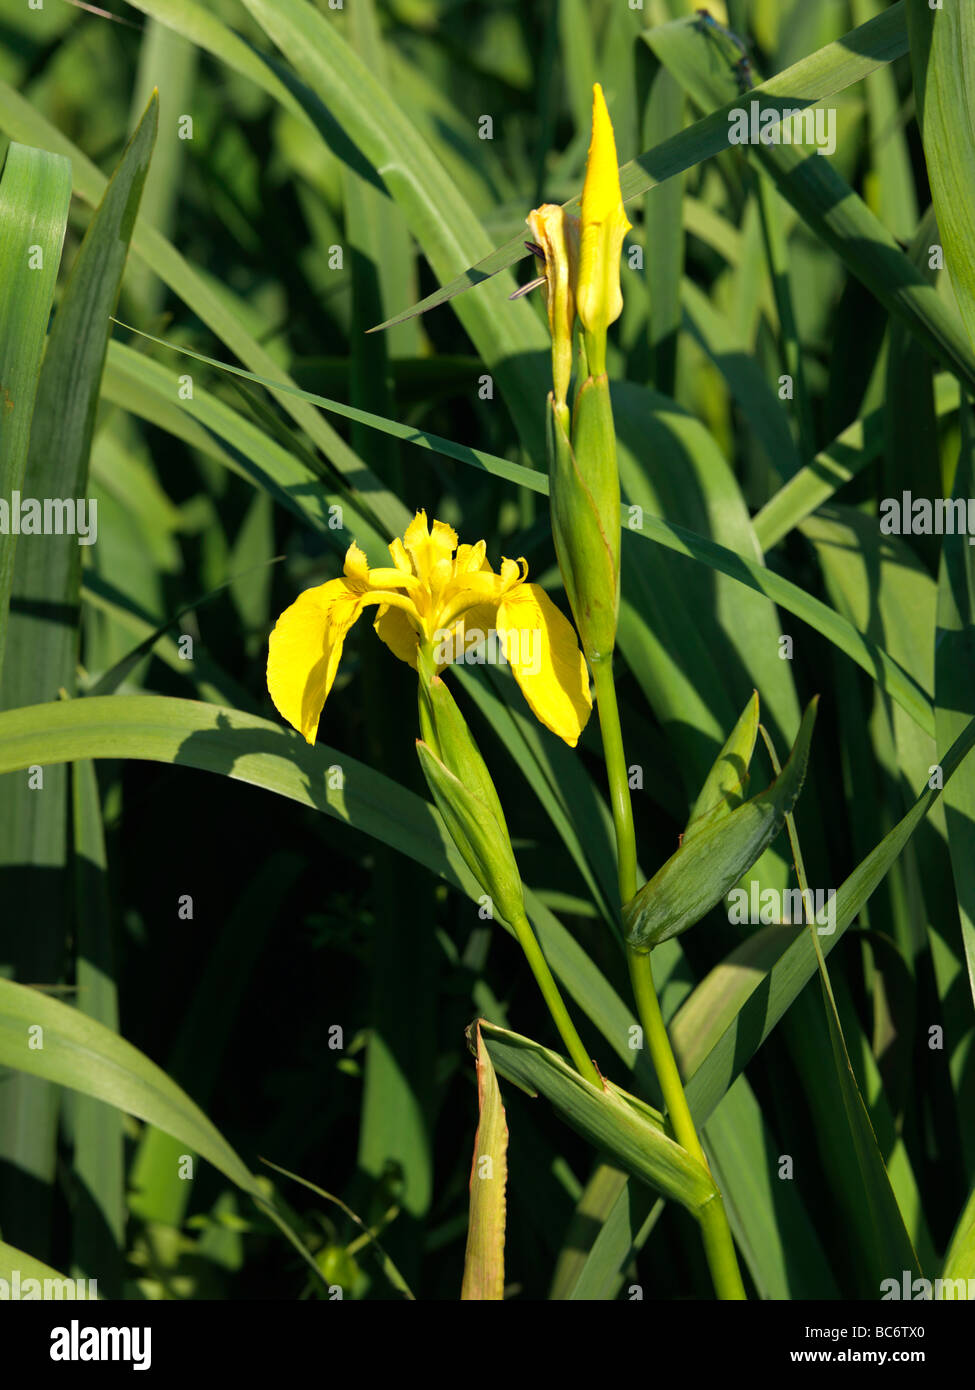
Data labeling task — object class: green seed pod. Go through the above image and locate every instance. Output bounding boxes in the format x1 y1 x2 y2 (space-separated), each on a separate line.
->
624 698 818 951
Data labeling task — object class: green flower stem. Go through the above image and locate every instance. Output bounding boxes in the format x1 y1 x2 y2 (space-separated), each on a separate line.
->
594 658 746 1300
591 660 638 905
699 1190 748 1301
511 913 601 1089
625 947 701 1159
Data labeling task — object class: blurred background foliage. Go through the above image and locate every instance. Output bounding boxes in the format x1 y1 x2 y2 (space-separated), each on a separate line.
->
0 0 972 1301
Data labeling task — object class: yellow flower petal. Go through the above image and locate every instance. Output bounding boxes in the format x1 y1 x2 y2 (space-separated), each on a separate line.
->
403 510 458 586
389 536 413 575
432 604 499 669
496 584 592 746
266 579 365 744
365 565 422 597
454 540 488 575
526 204 579 408
343 540 370 585
374 603 420 668
577 83 632 346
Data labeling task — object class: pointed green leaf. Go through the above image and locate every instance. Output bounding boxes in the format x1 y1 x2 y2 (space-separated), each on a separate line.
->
0 142 72 676
909 0 975 353
624 699 818 950
942 1185 975 1290
685 690 760 841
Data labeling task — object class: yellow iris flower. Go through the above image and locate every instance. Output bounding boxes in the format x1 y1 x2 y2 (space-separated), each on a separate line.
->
267 510 592 747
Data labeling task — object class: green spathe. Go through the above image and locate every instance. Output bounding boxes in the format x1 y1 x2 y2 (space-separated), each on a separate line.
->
415 740 525 926
684 690 760 843
417 652 511 840
624 698 819 951
546 382 620 666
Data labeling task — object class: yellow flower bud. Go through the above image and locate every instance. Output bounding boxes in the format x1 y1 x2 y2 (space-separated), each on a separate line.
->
526 204 580 411
576 84 632 358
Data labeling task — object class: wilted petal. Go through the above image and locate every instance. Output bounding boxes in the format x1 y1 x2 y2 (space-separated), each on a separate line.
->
526 203 580 408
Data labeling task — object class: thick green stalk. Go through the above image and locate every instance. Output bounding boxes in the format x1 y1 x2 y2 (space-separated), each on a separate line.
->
699 1192 748 1301
511 914 601 1090
595 658 746 1300
591 661 638 905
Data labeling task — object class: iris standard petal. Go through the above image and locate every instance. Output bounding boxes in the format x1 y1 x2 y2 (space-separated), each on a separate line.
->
343 541 371 585
496 584 592 746
267 579 366 744
388 536 414 576
403 510 459 585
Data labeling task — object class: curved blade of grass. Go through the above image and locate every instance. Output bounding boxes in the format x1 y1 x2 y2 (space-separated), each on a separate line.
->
461 1021 508 1300
0 1242 97 1298
259 1157 415 1300
2 106 159 1258
761 726 921 1286
109 324 545 495
682 277 800 481
0 142 72 676
935 403 975 1013
0 76 407 539
237 0 551 464
645 15 975 392
636 510 933 738
129 854 303 1229
0 975 258 1196
105 323 933 739
81 572 257 710
122 0 390 194
942 1184 975 1287
101 342 389 562
70 760 125 1297
0 138 72 1258
371 1 910 330
673 712 975 1125
908 0 975 354
754 373 960 551
0 975 326 1289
